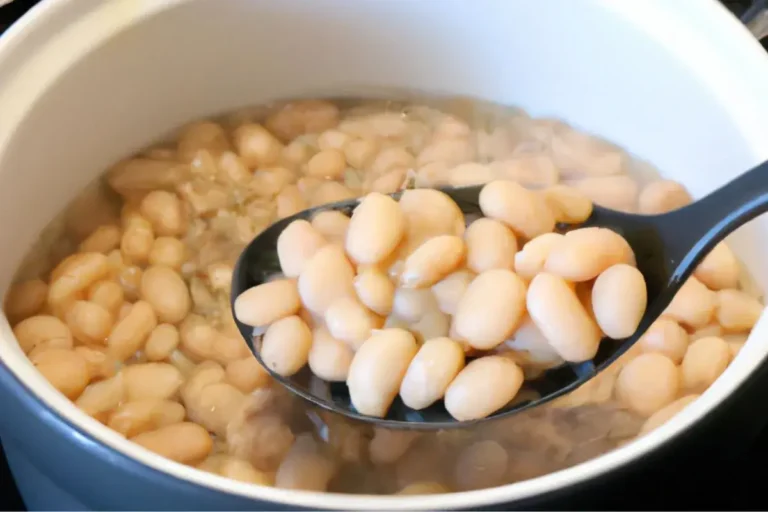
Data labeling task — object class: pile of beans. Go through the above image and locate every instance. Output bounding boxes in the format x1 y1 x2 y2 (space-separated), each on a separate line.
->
3 97 764 494
234 182 649 420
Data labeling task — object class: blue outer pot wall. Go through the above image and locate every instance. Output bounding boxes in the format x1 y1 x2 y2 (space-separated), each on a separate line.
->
4 442 89 511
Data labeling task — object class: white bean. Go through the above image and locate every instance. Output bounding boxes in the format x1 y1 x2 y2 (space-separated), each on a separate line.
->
251 167 295 199
108 399 186 437
693 242 740 291
147 236 186 270
513 233 563 280
310 210 350 244
123 363 184 401
344 138 378 170
453 269 527 350
13 315 73 354
639 394 699 435
527 272 602 362
398 482 450 495
266 100 340 142
121 217 154 265
107 301 157 361
298 244 355 315
725 333 747 360
317 129 352 151
277 219 328 278
444 356 524 421
369 428 420 465
186 380 246 437
76 372 125 417
131 422 212 464
399 189 465 240
308 326 355 381
219 458 273 485
79 225 122 254
399 337 465 410
218 151 253 186
464 218 518 273
415 161 452 188
311 181 359 206
177 121 229 162
118 265 143 302
431 270 474 315
345 193 405 265
391 288 439 323
662 276 717 329
544 227 634 282
448 163 495 187
409 309 451 343
637 318 689 364
490 154 559 188
479 180 555 239
681 336 730 392
306 149 346 180
453 440 508 491
178 314 217 361
369 166 407 194
346 329 418 417
31 348 90 399
275 434 336 491
370 147 415 175
74 346 119 380
140 191 186 237
690 323 723 342
65 300 113 345
419 138 474 167
542 185 593 224
225 356 271 392
504 315 564 368
550 129 626 178
638 180 692 215
568 175 638 213
108 159 188 195
591 264 647 339
48 252 110 307
233 123 283 168
144 324 180 361
261 315 312 376
140 266 191 324
234 279 301 327
715 289 763 332
353 267 395 316
276 184 307 218
400 235 466 288
615 352 679 416
325 296 383 350
87 280 125 316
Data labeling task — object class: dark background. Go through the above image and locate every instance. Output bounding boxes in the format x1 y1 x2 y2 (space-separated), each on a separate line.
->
2 0 768 510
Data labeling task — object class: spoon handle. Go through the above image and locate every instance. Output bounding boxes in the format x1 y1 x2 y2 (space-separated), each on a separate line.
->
660 159 768 286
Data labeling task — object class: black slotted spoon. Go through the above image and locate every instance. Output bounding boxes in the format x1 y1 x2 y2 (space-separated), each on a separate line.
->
231 159 768 429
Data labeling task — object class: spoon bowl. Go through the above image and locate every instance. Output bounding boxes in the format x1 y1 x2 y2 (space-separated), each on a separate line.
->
231 160 768 429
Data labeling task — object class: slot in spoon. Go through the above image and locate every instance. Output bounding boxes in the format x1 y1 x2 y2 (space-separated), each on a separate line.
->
231 159 768 429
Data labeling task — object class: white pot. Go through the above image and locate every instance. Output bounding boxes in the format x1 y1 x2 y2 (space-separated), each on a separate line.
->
1 0 768 509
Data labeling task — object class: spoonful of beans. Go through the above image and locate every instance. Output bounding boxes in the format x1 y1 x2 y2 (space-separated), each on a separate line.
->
230 159 768 429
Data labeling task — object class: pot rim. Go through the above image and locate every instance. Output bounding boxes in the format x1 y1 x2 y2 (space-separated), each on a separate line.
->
2 0 768 509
